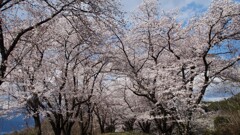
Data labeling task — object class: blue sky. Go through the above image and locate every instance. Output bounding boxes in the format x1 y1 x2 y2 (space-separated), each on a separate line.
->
121 0 210 12
121 0 240 19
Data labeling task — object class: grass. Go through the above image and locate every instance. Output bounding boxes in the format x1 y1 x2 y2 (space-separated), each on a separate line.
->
102 132 149 135
8 128 37 135
9 130 149 135
206 93 240 112
7 120 149 135
203 93 240 135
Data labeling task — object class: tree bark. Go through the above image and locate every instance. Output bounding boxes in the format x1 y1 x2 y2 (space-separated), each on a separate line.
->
63 122 75 135
33 113 42 135
0 18 7 85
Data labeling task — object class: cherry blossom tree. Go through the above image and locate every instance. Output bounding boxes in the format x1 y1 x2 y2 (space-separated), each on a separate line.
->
93 76 126 134
0 0 239 135
0 0 78 85
35 17 113 135
0 1 122 135
111 0 240 134
0 2 75 131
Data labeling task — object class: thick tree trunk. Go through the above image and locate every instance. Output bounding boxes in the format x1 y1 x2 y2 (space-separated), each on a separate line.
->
53 128 61 135
154 118 175 135
138 120 151 133
63 122 75 135
99 122 105 134
48 115 62 135
52 123 62 135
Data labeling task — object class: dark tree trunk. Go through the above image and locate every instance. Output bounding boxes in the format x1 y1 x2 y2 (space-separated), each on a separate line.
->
53 129 61 135
33 113 42 135
63 122 75 135
79 110 90 135
79 102 94 135
95 110 105 133
138 120 151 133
154 117 175 135
105 117 116 133
48 114 63 135
27 93 44 135
52 124 62 135
0 18 7 86
99 122 105 134
184 111 193 135
123 118 136 131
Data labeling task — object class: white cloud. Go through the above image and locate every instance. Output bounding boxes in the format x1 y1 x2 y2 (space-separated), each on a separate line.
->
121 0 239 21
158 0 211 10
121 0 212 19
203 96 230 101
121 0 211 11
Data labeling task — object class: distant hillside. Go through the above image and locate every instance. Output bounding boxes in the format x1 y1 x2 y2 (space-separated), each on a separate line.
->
206 93 240 112
204 93 240 135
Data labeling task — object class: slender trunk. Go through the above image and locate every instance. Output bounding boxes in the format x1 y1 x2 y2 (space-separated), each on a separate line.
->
0 18 7 85
80 123 88 135
79 110 89 135
33 113 42 135
184 111 193 135
89 112 93 135
95 111 105 133
100 122 105 133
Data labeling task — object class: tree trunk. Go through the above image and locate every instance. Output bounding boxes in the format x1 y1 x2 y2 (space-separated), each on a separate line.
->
63 122 75 135
95 111 105 133
79 111 90 135
184 111 193 135
0 18 7 86
53 129 61 135
33 113 42 135
154 118 174 135
99 122 105 134
48 115 62 135
52 124 62 135
138 120 151 133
